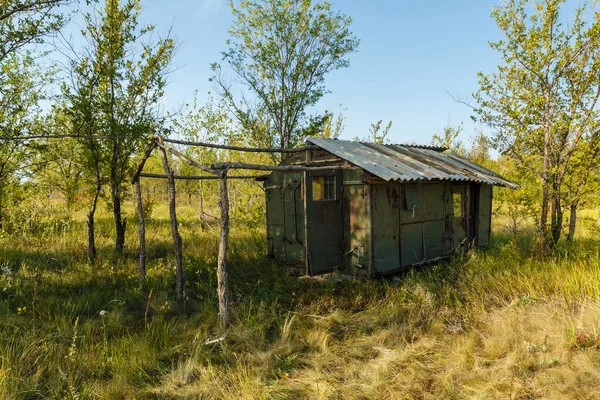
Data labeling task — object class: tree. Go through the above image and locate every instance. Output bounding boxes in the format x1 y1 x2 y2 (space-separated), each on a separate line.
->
0 0 67 63
0 0 70 227
472 0 600 248
212 0 359 151
171 92 227 229
36 108 83 211
68 0 174 253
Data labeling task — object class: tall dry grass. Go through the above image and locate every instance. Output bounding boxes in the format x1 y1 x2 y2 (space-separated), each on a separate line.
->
0 198 599 398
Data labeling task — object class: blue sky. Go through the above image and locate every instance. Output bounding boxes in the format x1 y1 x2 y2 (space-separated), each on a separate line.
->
134 0 504 146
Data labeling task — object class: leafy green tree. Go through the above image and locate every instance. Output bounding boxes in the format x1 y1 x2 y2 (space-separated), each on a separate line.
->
35 108 83 211
0 0 71 227
212 0 359 150
0 0 67 63
472 0 600 248
68 0 174 253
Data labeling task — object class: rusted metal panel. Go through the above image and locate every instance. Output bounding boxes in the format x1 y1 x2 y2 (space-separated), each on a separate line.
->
306 138 518 189
282 173 305 261
372 183 401 274
343 170 370 275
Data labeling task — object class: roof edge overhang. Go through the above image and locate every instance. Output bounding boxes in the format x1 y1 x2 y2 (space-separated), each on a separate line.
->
305 138 520 189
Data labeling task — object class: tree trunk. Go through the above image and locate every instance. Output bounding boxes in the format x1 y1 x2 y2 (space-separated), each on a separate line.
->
199 180 206 231
112 188 126 253
567 201 579 242
217 173 231 328
550 178 563 245
540 91 552 251
135 179 146 283
87 189 100 261
160 148 184 302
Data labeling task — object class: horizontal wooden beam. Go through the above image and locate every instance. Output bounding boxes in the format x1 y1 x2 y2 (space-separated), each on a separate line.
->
139 173 268 180
0 134 114 141
211 161 358 172
159 136 318 153
155 139 218 175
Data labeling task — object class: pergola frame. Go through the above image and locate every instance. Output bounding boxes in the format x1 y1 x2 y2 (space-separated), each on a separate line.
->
132 136 357 328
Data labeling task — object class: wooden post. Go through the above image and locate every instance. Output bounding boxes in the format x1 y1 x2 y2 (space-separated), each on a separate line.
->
160 147 184 302
135 178 146 283
217 170 231 328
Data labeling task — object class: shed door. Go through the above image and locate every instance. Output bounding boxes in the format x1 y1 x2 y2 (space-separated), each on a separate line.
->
451 185 468 249
305 170 343 275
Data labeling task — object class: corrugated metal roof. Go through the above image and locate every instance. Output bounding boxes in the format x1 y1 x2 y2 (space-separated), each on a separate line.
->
306 138 519 189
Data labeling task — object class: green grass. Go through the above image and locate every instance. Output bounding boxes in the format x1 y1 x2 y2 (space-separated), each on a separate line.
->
1 201 600 399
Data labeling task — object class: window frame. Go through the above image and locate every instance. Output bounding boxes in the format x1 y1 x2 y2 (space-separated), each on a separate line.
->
312 175 336 201
452 191 463 218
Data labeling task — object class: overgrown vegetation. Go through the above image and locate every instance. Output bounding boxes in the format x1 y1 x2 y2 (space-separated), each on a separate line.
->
0 200 599 398
1 0 600 398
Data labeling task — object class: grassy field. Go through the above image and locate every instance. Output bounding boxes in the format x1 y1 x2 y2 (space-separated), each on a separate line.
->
1 200 600 399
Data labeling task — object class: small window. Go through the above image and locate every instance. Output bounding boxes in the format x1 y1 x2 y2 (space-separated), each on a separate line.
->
453 192 463 217
403 185 419 211
313 176 336 201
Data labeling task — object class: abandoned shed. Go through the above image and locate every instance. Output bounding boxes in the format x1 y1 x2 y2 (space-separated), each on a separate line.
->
264 138 519 277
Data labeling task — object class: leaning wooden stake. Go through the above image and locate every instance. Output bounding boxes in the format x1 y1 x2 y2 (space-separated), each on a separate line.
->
217 171 231 328
160 147 184 302
135 178 146 283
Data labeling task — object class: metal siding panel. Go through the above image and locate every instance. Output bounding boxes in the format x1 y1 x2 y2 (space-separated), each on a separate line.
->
372 184 401 274
424 220 445 259
401 223 424 266
478 185 492 246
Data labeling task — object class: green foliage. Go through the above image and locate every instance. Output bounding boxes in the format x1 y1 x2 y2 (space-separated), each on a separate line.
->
213 0 359 149
353 119 392 143
431 124 466 155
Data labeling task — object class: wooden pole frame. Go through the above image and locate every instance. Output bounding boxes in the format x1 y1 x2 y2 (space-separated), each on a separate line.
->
160 136 318 153
131 136 356 326
155 138 218 176
135 178 146 283
217 169 231 328
211 161 358 172
139 172 268 180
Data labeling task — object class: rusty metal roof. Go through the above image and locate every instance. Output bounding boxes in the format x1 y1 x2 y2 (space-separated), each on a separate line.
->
306 138 519 189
